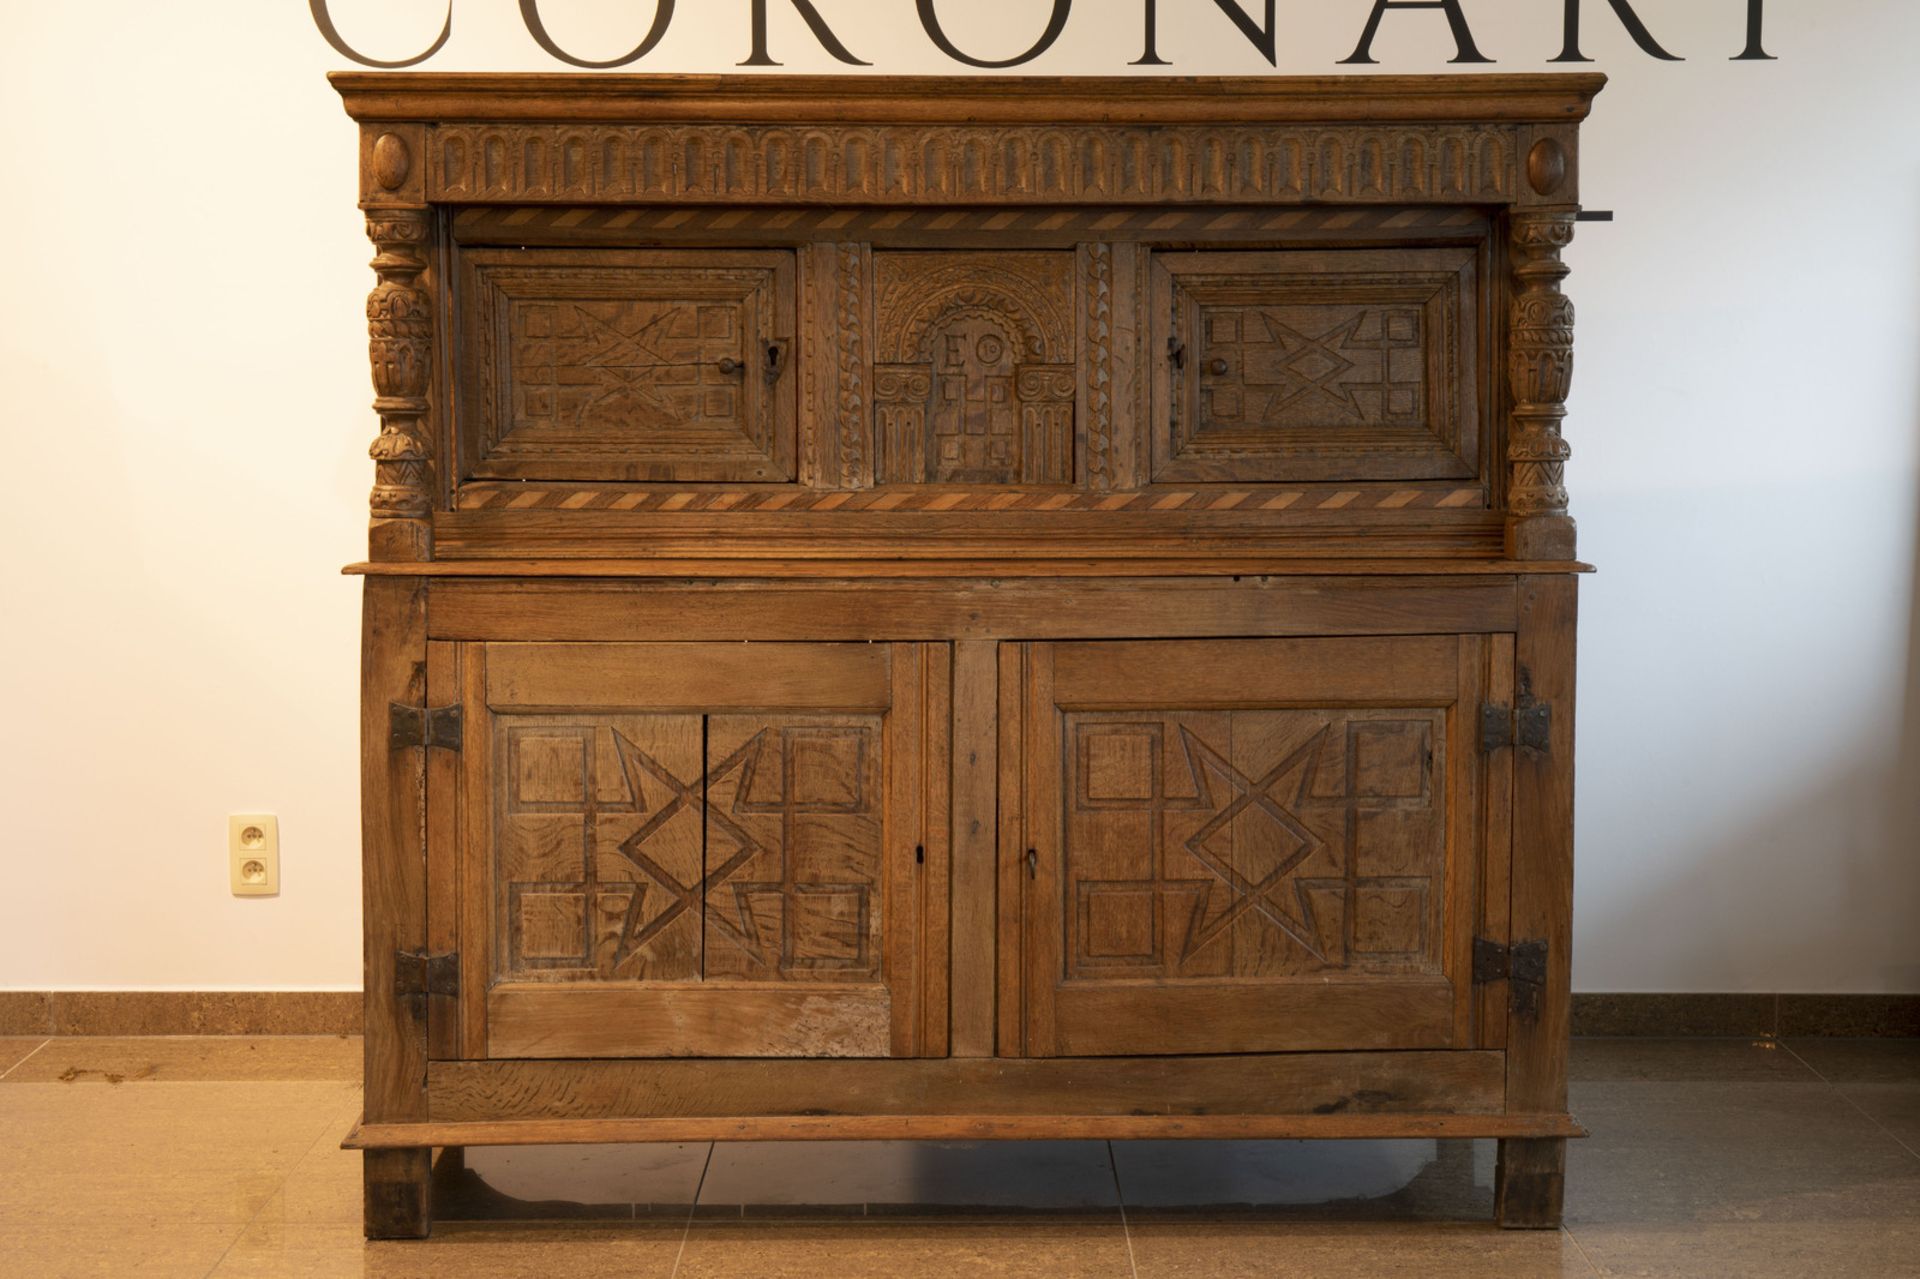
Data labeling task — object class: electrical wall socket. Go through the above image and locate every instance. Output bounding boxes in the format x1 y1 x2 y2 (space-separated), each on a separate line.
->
229 814 279 896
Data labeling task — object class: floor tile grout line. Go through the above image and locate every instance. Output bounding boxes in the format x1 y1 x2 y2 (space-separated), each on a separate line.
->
198 1081 360 1277
671 1142 716 1277
1780 1039 1920 1162
0 1038 52 1082
1561 1223 1607 1276
1105 1139 1139 1279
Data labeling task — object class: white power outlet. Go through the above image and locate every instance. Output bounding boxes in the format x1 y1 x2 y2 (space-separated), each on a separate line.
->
229 814 280 896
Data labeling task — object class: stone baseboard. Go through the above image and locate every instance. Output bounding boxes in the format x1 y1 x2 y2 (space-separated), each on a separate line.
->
0 991 360 1037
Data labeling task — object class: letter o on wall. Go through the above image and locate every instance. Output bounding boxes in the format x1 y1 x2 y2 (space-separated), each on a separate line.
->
310 0 451 68
917 0 1072 68
520 0 675 69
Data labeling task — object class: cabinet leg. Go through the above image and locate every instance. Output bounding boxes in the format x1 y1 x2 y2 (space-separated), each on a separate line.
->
1495 1137 1566 1229
363 1148 432 1240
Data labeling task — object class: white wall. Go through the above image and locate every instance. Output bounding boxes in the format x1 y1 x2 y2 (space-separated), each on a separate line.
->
2 1 1915 992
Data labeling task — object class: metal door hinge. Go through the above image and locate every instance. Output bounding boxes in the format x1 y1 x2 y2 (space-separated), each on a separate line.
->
389 703 462 752
1472 937 1548 1022
393 950 459 1000
1479 699 1551 755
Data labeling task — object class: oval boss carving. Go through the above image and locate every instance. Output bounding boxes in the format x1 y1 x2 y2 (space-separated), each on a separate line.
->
372 132 412 191
1527 138 1568 197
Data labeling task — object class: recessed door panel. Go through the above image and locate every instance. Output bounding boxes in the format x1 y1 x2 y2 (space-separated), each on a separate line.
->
437 642 947 1060
458 248 797 483
1019 636 1498 1058
1151 248 1480 484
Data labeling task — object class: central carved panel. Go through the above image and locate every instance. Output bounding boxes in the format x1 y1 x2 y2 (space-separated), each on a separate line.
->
873 251 1076 485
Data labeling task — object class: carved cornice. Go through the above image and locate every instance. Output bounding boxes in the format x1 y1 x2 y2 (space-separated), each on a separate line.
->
427 122 1519 206
333 73 1606 127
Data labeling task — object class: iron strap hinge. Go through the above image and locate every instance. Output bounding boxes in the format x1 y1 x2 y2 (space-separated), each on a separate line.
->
1479 699 1551 755
389 703 463 752
1472 937 1549 1022
393 950 459 1000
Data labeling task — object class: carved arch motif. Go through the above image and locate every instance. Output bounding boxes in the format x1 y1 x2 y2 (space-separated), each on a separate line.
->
873 252 1077 486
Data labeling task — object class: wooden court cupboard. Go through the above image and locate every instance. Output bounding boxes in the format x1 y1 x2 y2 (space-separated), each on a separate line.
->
334 72 1602 1237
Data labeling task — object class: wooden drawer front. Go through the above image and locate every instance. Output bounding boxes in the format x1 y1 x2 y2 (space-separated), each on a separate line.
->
458 249 796 483
873 250 1077 485
437 642 947 1060
1151 249 1479 484
1019 636 1498 1058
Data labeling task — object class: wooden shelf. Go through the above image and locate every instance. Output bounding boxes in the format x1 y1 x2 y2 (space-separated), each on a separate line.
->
345 558 1595 579
345 1111 1588 1150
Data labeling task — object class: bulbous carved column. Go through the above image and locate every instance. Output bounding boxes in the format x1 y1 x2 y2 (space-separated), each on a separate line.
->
365 209 435 559
1507 211 1578 560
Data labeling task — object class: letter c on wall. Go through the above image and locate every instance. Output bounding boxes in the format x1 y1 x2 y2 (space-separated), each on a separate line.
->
310 0 452 69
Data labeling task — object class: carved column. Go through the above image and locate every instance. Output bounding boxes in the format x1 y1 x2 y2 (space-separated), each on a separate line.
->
365 209 435 560
1506 210 1578 560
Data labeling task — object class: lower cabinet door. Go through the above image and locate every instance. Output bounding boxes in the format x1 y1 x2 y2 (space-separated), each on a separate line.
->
435 641 948 1060
1017 636 1503 1057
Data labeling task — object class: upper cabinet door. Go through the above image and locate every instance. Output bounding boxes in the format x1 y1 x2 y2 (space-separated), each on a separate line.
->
1017 636 1501 1058
440 641 947 1060
458 249 797 483
1150 248 1480 484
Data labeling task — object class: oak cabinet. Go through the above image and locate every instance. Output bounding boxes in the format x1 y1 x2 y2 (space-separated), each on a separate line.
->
339 72 1599 1240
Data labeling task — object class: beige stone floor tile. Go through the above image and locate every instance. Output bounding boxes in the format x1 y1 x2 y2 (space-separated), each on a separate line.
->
0 1217 246 1278
251 1101 371 1228
1571 1038 1818 1083
1114 1138 1493 1218
1833 1083 1920 1156
1782 1037 1920 1083
675 1217 1133 1277
0 1036 48 1075
1566 1081 1920 1225
0 1081 359 1224
695 1140 1118 1215
208 1219 687 1278
1127 1220 1597 1277
4 1036 361 1085
1569 1219 1920 1278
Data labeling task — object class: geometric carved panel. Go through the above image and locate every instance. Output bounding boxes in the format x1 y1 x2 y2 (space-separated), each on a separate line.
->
459 248 796 484
1063 709 1444 982
703 716 883 982
493 711 883 985
495 715 703 982
1152 248 1479 485
873 251 1076 485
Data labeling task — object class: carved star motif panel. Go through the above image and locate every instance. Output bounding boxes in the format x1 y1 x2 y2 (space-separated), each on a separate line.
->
494 714 704 981
873 251 1077 485
1062 708 1445 982
494 712 883 985
459 248 796 484
704 715 883 982
1152 248 1480 485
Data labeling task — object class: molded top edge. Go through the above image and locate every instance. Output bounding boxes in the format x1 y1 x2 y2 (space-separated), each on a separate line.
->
331 72 1607 125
